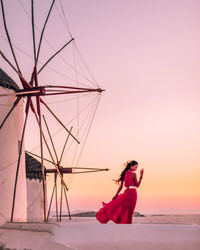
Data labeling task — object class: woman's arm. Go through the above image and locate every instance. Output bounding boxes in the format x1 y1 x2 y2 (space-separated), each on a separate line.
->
112 181 123 200
132 169 144 187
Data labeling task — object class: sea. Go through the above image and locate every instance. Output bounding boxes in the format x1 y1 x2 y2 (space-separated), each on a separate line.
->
58 209 200 225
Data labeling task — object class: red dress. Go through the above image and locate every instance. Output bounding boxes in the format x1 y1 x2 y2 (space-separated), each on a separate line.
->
96 169 137 224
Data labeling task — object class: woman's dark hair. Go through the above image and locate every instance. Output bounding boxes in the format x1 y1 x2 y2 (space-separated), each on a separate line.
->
114 160 138 184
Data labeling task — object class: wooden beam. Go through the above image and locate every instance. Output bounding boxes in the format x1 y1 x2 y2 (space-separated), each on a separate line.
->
43 115 59 164
11 102 30 222
31 0 37 66
38 38 74 74
0 0 21 73
59 127 73 164
36 0 55 63
0 51 33 90
0 90 42 97
47 184 55 221
0 96 22 130
44 85 104 92
32 109 69 191
38 105 47 222
60 180 63 222
64 186 71 220
40 99 80 144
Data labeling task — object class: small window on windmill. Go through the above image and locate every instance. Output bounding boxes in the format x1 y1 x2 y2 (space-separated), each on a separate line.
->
18 140 21 155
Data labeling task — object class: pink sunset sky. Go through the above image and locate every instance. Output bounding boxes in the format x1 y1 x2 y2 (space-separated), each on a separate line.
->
0 0 200 214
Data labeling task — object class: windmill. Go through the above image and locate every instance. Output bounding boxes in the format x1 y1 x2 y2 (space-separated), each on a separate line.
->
26 115 109 222
0 0 107 223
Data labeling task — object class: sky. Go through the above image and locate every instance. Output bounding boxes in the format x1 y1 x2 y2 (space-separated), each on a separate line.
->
0 0 200 214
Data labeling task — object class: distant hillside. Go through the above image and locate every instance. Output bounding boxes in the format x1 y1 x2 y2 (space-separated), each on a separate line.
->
134 211 145 217
71 211 97 217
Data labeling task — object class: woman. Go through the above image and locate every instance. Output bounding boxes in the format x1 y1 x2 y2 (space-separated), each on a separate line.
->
96 160 144 224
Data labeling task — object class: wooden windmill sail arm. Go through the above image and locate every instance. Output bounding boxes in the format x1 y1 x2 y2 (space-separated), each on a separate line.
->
0 50 22 78
0 96 22 129
26 167 110 174
45 168 110 174
0 51 34 90
43 85 105 96
31 110 69 191
72 167 110 171
0 90 40 97
59 126 73 165
44 85 105 92
31 0 37 65
17 88 45 96
0 85 104 97
40 98 80 144
26 151 110 173
26 151 53 165
0 0 22 74
44 90 101 96
0 87 103 97
43 115 59 164
38 38 74 74
66 169 110 174
36 0 55 63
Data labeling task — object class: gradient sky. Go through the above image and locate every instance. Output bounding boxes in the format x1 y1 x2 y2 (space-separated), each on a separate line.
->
1 0 200 214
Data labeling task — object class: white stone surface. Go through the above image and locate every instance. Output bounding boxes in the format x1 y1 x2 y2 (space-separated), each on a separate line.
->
0 222 200 250
53 223 200 250
0 86 27 222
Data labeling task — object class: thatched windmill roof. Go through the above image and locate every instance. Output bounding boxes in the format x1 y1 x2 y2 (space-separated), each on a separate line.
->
0 68 19 92
25 153 43 182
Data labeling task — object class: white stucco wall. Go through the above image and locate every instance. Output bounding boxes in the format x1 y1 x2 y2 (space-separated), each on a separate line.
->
26 178 45 222
0 86 27 222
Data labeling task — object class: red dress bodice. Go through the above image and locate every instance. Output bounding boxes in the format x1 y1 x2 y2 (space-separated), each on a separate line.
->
124 169 135 187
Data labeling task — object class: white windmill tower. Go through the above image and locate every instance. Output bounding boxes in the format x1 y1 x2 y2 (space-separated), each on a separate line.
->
0 68 27 223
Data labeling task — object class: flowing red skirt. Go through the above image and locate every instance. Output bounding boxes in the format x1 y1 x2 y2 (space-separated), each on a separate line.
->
96 188 137 224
